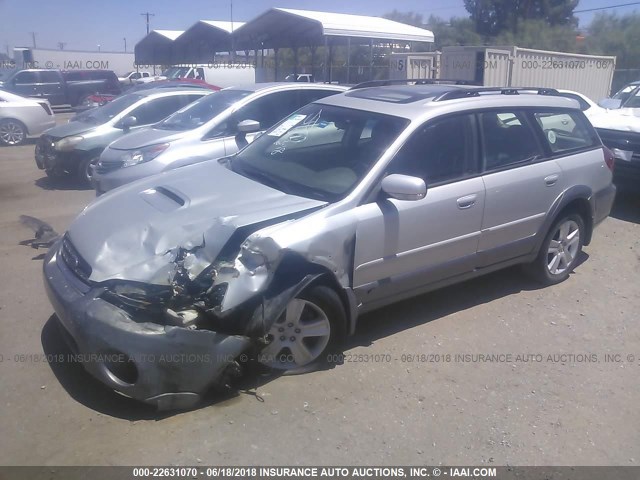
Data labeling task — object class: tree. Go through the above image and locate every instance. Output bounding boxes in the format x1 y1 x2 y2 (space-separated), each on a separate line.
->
493 18 580 52
464 0 579 36
586 11 640 69
384 9 425 28
425 15 483 49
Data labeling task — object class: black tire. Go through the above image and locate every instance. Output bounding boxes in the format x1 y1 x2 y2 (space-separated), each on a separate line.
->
0 118 27 146
77 155 100 186
259 284 347 373
525 212 585 285
45 168 65 179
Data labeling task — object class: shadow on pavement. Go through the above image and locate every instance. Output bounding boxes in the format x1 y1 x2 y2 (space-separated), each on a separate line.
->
35 176 91 191
610 191 640 224
347 261 586 349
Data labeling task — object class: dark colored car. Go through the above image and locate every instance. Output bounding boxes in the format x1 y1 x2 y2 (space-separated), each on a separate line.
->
0 69 121 106
596 127 640 192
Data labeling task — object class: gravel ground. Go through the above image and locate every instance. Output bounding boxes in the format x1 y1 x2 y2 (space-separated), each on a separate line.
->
0 118 638 466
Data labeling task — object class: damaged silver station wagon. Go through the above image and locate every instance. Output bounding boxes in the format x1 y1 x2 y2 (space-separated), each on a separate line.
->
44 83 616 410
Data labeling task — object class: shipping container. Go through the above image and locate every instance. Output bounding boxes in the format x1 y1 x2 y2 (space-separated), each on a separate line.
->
437 46 616 101
389 52 440 81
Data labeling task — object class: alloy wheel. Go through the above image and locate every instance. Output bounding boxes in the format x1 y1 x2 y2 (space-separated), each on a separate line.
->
0 121 25 146
259 298 331 370
546 219 580 275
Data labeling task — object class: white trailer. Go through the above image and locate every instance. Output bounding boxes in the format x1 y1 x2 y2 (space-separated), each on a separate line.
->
439 46 616 101
12 48 138 76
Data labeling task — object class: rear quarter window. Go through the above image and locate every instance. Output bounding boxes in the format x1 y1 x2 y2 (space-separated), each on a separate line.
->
533 110 599 154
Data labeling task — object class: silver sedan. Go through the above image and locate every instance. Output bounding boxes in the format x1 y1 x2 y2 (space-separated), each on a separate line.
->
0 89 56 146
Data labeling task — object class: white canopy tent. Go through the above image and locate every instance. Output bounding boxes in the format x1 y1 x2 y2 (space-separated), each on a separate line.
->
172 21 245 64
134 30 184 65
232 8 434 82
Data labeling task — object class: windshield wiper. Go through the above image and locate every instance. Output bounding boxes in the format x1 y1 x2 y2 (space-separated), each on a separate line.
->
233 162 293 194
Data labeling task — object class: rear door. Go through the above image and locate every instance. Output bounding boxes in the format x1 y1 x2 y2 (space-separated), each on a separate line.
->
476 109 560 266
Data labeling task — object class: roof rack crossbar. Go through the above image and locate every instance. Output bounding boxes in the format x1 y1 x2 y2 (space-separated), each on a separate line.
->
433 86 560 102
350 78 478 90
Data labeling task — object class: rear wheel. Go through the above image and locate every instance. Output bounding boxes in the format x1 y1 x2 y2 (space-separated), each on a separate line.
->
258 285 346 372
0 119 27 146
526 213 584 285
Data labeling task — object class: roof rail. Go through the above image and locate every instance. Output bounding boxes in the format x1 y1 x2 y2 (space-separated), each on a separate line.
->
433 87 560 102
350 78 478 90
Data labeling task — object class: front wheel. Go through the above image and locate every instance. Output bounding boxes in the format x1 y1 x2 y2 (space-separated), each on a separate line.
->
258 285 346 372
78 155 100 186
0 119 27 146
525 213 585 285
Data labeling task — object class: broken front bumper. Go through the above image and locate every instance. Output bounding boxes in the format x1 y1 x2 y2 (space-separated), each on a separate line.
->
43 240 251 410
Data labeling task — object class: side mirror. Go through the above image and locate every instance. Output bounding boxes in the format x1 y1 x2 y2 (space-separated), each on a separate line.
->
235 119 261 149
121 115 138 131
598 98 622 110
381 174 427 201
237 119 261 133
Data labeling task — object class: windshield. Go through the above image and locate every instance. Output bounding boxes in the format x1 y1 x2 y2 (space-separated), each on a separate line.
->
612 83 640 105
74 93 143 124
621 88 640 108
157 89 252 131
232 104 409 202
163 67 192 79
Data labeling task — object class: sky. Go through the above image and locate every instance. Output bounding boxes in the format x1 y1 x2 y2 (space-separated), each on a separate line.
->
1 0 639 54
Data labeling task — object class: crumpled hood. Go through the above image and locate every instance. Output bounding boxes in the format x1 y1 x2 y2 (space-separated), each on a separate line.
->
45 120 96 139
67 160 326 284
107 127 186 150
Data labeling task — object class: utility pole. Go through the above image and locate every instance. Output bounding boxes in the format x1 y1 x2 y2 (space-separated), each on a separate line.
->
230 1 235 62
30 32 36 48
123 37 127 52
140 12 155 35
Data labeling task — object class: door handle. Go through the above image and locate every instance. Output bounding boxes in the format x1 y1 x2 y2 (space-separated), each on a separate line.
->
544 174 559 186
457 194 477 209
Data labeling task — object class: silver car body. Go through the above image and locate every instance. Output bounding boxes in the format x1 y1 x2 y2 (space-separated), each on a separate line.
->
0 89 55 144
93 83 347 193
44 85 616 409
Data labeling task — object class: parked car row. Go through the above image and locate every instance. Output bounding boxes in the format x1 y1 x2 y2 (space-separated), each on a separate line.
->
35 88 212 184
93 83 346 193
31 82 345 187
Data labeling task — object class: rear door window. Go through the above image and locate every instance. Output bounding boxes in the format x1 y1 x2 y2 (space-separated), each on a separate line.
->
128 95 185 125
40 71 61 83
231 90 300 131
298 89 340 106
13 71 38 84
479 110 542 171
533 110 598 154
